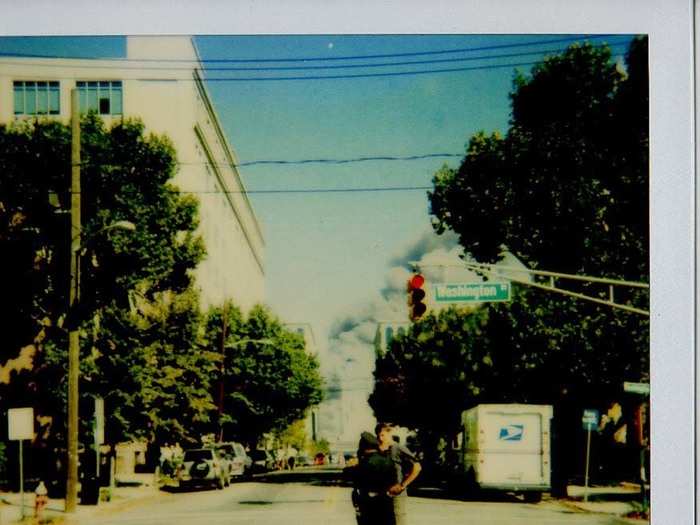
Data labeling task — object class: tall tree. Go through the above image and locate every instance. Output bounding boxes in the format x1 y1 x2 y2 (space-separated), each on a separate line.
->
430 38 649 280
0 114 206 452
373 37 650 487
205 304 323 447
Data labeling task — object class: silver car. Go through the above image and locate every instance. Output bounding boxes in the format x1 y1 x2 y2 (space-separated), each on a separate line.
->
215 442 252 479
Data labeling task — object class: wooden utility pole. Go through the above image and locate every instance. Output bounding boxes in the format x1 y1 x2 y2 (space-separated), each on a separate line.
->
66 88 81 513
218 302 228 443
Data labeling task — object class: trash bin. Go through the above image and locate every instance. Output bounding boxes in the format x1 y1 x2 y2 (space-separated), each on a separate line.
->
79 450 100 505
79 473 100 505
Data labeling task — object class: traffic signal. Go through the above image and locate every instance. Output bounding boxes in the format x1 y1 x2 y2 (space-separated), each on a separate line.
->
407 273 427 320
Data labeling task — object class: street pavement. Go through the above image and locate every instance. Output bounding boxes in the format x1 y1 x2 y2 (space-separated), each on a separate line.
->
0 468 647 525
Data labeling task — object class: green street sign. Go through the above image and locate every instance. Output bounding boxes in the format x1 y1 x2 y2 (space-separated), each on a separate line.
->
623 382 650 395
433 282 511 303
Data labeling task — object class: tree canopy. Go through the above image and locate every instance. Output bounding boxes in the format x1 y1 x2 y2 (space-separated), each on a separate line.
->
0 114 206 445
205 303 323 447
429 38 648 280
372 38 649 484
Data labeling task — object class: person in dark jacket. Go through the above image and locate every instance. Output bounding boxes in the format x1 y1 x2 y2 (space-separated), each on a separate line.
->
351 431 395 524
376 423 421 525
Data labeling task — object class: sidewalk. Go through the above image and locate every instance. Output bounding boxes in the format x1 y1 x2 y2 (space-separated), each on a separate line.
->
0 473 165 524
560 483 650 524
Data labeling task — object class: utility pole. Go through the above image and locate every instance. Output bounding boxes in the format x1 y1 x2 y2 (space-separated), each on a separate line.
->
218 301 228 443
66 88 81 513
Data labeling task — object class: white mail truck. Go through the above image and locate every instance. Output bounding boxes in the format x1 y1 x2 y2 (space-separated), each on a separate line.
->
448 404 553 502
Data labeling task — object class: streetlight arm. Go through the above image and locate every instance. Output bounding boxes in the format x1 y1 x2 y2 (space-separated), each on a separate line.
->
72 220 136 247
224 338 274 349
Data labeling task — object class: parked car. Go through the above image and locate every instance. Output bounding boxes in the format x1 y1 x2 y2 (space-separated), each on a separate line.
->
249 449 275 474
295 454 313 467
179 448 227 490
212 442 252 479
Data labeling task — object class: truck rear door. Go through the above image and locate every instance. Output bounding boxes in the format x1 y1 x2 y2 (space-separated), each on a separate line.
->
480 409 546 487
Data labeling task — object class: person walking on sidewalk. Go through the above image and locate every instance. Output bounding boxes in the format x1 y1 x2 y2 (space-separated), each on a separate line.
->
376 422 421 525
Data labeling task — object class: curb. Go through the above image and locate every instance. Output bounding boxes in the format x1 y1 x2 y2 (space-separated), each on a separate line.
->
558 499 649 524
2 489 169 525
62 489 167 524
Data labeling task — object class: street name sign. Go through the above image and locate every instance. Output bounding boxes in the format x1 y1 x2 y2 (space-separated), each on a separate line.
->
581 408 600 503
581 409 599 432
8 407 33 441
433 282 511 304
623 382 650 395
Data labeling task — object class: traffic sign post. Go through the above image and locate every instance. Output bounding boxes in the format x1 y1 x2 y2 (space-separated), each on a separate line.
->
9 407 34 520
433 282 511 304
581 409 599 503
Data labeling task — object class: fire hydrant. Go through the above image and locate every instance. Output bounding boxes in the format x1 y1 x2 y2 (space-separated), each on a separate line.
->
34 481 48 519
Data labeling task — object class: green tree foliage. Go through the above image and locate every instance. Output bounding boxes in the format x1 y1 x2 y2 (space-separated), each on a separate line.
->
0 115 206 445
91 289 219 446
205 304 323 447
430 38 648 279
374 38 649 484
274 419 308 452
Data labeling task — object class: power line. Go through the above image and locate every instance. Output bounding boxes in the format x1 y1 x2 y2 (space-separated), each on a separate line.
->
196 60 535 81
68 186 433 195
0 56 627 83
187 153 462 168
0 41 629 73
60 153 462 170
0 59 611 83
0 34 626 63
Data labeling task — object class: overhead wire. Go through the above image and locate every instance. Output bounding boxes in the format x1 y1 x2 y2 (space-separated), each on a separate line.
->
0 34 627 63
0 41 629 72
2 35 637 195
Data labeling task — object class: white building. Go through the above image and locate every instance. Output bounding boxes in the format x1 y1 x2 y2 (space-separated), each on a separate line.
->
284 322 318 357
284 323 322 441
0 36 265 311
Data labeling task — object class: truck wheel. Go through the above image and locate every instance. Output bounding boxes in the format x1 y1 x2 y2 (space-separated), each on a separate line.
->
464 469 480 500
523 492 542 503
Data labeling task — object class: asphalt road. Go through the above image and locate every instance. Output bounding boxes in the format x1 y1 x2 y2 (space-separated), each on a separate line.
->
87 469 625 525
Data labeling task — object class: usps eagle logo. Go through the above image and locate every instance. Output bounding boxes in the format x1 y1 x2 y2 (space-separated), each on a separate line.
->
498 424 524 441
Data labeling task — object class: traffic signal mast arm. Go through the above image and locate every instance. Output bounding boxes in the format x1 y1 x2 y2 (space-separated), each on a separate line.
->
460 261 649 316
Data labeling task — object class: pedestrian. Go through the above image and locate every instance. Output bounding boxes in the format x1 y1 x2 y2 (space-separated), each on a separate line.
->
375 422 421 525
351 431 394 525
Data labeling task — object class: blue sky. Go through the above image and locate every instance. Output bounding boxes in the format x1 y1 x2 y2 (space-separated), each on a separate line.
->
0 34 636 352
192 34 635 349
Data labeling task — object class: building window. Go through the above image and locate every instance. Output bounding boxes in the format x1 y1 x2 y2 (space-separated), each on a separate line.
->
13 81 60 115
76 81 122 115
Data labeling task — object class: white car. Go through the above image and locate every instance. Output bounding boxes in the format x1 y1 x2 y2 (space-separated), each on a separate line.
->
179 448 227 490
214 442 252 479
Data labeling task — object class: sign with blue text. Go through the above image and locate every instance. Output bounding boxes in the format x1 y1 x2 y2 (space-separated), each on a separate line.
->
582 409 600 431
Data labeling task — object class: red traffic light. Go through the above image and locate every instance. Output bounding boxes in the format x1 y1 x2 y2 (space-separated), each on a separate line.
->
407 273 427 321
409 274 425 289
